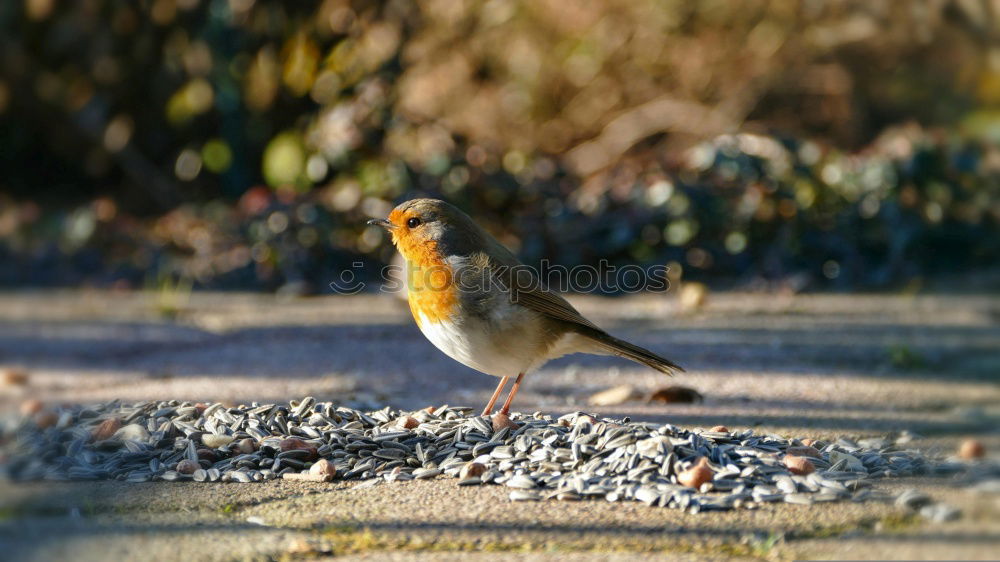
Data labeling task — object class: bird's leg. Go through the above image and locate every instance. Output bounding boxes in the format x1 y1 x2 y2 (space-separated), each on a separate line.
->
481 376 509 416
497 372 525 416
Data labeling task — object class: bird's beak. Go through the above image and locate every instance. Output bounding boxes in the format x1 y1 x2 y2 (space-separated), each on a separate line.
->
367 218 395 230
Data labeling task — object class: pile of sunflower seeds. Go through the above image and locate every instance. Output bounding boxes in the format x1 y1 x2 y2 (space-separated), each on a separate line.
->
1 398 983 513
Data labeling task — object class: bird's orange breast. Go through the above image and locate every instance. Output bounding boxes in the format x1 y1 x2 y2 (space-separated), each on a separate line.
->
394 233 457 326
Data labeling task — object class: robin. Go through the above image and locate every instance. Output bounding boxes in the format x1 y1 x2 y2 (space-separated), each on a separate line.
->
368 198 682 420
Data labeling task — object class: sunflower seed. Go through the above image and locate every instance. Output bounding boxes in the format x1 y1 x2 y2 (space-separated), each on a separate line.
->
509 489 540 501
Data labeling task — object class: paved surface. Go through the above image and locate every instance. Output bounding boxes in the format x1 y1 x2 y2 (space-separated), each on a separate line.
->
0 290 998 560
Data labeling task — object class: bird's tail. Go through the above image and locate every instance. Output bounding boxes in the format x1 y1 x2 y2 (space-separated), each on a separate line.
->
578 328 684 375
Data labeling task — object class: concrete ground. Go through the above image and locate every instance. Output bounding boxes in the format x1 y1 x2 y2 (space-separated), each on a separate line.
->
0 289 998 560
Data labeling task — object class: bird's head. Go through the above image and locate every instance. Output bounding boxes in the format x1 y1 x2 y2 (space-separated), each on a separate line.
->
368 198 479 262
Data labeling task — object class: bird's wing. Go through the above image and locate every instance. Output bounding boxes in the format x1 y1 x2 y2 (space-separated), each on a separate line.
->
473 247 601 331
507 277 601 331
474 245 683 375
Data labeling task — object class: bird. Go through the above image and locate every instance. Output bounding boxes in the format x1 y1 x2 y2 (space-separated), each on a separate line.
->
368 198 682 420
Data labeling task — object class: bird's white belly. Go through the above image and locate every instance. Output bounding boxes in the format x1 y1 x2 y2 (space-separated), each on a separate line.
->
415 312 535 378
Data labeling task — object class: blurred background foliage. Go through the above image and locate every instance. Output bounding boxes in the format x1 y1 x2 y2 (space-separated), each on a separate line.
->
0 0 998 291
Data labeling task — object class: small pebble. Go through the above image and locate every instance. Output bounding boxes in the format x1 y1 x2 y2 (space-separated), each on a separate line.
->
235 438 256 454
282 472 328 482
396 416 420 429
309 459 337 481
648 385 703 404
786 446 822 458
491 413 518 432
1 368 29 386
19 399 43 417
710 425 729 432
279 438 318 460
958 439 985 460
679 282 708 311
91 418 122 441
176 459 199 475
678 457 712 489
459 462 487 480
34 410 58 429
588 385 638 406
783 455 815 475
279 437 311 451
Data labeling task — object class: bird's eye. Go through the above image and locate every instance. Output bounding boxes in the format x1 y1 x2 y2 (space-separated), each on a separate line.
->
406 217 421 228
